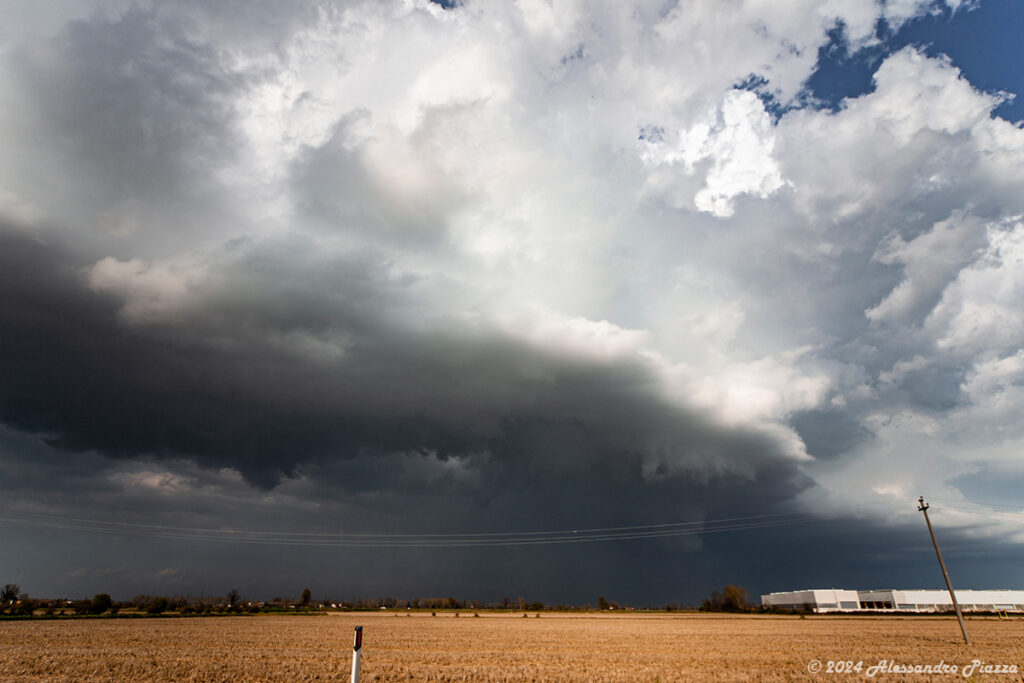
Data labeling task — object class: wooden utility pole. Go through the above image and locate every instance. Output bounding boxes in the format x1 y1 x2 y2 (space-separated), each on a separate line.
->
918 496 969 645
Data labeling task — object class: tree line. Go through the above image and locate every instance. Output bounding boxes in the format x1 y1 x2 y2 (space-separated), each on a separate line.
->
3 581 760 617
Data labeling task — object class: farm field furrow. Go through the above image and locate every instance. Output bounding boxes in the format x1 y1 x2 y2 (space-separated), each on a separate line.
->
1 612 1021 681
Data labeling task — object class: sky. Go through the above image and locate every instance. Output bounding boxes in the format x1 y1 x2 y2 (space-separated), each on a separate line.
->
1 0 1023 606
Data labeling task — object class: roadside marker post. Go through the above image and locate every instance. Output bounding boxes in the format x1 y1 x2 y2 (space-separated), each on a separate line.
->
351 625 363 683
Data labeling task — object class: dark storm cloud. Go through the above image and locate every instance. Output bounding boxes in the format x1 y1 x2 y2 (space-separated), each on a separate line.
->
0 227 806 501
0 225 820 603
2 0 1023 603
0 425 120 496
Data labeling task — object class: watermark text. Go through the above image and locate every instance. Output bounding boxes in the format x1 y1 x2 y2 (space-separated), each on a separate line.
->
807 658 1018 678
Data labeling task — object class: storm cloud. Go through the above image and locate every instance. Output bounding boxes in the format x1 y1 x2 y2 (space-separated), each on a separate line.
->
1 0 1023 602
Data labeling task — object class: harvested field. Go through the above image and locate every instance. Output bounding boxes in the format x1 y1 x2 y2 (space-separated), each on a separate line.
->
1 612 1022 681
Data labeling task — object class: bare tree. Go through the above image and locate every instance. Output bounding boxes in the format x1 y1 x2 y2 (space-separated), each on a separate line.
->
1 584 20 605
701 585 751 612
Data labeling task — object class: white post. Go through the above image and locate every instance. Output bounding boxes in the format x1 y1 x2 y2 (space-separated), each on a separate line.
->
350 625 363 683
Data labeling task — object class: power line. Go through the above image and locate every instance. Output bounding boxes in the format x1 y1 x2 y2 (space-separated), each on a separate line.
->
0 507 807 538
927 496 1024 513
0 507 823 548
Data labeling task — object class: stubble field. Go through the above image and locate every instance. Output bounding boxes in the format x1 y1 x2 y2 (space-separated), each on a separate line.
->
1 612 1022 681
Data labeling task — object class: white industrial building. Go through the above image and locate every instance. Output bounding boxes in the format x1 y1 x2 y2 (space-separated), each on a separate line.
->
761 589 1024 613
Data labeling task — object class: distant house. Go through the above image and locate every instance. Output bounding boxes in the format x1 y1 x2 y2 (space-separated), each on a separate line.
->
761 588 1024 613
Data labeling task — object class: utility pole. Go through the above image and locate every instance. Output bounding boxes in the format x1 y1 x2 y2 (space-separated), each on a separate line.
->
918 496 969 645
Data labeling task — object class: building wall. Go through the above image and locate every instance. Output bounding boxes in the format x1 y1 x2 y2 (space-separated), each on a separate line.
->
761 589 859 613
891 590 1024 612
761 589 1024 613
761 590 817 611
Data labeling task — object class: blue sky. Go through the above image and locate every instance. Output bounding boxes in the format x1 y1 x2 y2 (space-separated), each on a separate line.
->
809 0 1024 121
0 0 1022 605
